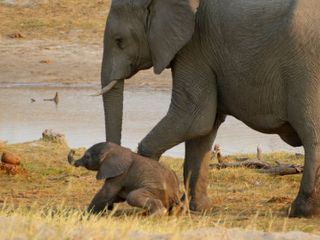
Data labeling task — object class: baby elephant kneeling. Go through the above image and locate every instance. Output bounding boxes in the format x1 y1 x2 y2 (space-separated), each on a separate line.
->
68 142 180 215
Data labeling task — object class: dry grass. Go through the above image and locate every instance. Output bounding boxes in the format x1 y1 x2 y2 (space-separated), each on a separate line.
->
0 140 319 239
1 2 319 238
0 0 111 43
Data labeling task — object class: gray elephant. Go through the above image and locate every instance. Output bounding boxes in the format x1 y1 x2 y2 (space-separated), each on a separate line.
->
68 142 181 215
97 0 320 217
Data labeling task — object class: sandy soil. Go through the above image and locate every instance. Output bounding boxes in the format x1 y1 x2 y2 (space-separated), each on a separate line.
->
0 38 171 89
127 228 320 240
86 227 320 240
1 0 46 6
1 215 319 240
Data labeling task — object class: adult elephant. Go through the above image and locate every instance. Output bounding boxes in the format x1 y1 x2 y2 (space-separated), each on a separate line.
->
98 0 320 217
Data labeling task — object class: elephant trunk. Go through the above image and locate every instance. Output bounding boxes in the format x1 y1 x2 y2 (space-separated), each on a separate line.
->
102 80 124 144
100 26 125 145
67 150 83 167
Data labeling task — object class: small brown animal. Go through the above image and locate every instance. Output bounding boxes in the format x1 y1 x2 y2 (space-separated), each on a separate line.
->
68 142 181 215
1 152 20 165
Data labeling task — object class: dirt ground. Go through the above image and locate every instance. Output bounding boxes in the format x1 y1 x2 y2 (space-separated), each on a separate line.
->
0 0 171 89
0 38 171 89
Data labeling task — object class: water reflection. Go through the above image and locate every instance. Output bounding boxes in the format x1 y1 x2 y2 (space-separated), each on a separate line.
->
0 86 303 157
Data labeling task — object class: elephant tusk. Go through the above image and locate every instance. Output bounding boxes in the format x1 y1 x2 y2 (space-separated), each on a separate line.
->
91 80 118 96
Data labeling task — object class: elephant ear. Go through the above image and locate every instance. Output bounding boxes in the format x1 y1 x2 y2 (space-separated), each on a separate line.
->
147 0 199 74
96 145 133 180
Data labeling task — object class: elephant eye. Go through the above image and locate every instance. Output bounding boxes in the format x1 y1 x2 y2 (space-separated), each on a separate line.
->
115 38 124 49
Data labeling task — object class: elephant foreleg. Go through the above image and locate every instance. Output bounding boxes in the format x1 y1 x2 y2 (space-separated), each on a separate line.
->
137 44 220 211
137 110 209 160
87 182 121 214
137 43 218 160
184 114 225 211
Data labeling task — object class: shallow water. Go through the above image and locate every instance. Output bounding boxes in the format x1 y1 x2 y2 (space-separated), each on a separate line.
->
0 86 303 157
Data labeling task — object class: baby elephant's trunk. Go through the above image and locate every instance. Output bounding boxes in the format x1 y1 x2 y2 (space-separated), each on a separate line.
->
67 150 77 166
67 150 85 167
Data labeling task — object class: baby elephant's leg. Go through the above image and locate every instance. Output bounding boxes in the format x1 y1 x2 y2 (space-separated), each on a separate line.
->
127 188 167 215
107 196 124 211
88 183 120 214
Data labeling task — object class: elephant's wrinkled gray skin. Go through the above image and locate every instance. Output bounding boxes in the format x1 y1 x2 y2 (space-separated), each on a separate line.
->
68 142 181 215
100 0 320 217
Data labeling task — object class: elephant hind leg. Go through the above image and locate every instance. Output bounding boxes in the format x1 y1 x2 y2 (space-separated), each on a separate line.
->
127 189 167 215
184 114 225 211
290 143 320 217
288 115 320 217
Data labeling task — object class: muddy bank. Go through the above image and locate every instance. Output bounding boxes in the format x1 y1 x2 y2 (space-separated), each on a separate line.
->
0 39 171 89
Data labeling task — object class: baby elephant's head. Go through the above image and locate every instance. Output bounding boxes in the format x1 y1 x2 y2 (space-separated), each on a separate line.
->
68 143 106 171
68 142 133 180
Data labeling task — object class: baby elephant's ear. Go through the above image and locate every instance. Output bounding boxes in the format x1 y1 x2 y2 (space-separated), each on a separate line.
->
96 146 133 180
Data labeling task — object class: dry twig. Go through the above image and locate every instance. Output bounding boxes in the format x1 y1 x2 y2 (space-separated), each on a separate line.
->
210 145 303 176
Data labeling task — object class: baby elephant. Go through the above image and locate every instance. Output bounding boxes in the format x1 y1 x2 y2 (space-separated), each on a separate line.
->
68 142 181 215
